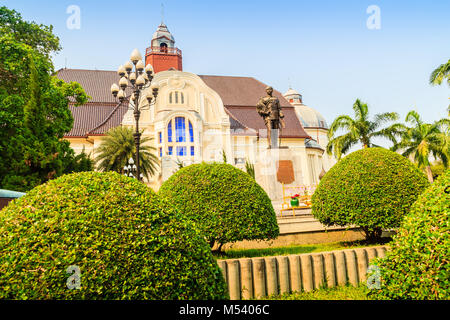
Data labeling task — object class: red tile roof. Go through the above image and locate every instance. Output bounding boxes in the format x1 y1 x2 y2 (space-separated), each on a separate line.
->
57 69 122 103
199 75 310 139
226 106 309 138
57 69 310 139
198 75 291 107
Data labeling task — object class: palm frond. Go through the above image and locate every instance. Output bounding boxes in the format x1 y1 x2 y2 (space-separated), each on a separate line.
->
429 59 450 86
94 126 159 179
352 99 369 122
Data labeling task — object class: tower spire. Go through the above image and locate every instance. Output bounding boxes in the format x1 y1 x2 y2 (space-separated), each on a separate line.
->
145 20 183 73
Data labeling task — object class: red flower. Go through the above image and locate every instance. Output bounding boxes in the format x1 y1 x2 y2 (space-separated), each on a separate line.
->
291 194 300 199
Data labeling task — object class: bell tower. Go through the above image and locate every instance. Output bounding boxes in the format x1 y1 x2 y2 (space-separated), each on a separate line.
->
145 22 183 73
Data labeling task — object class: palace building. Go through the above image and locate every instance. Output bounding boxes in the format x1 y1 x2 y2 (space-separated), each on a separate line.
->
58 22 335 196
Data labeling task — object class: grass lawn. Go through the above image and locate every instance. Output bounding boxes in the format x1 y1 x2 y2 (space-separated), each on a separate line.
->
263 284 375 300
213 238 392 260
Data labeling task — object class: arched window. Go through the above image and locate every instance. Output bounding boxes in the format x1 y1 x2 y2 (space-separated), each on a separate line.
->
160 42 168 53
169 91 185 105
166 117 194 157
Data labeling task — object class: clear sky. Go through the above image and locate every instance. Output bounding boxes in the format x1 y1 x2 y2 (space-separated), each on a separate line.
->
2 0 449 135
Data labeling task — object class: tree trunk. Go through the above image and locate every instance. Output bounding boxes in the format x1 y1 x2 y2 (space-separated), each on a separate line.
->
362 227 383 243
425 166 434 183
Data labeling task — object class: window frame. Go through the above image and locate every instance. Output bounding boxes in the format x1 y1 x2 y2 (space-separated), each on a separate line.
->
166 116 195 158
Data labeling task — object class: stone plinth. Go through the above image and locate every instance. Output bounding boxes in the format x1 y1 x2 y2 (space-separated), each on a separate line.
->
254 147 304 202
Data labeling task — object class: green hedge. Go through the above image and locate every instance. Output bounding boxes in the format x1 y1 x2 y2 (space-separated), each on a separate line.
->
369 169 450 300
0 171 228 299
158 163 279 249
312 148 429 240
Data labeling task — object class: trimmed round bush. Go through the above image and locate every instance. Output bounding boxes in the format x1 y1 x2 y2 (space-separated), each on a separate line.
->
369 169 450 300
312 148 429 241
158 163 279 249
0 171 228 299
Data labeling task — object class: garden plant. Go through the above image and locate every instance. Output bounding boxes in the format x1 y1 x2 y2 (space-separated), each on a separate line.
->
158 162 279 251
0 171 228 299
312 148 429 241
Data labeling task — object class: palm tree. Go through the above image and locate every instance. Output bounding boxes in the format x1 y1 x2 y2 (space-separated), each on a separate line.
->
392 110 449 183
429 59 450 117
429 59 450 86
95 126 159 179
326 99 400 160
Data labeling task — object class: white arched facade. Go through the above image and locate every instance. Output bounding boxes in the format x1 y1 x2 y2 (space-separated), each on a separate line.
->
121 70 233 189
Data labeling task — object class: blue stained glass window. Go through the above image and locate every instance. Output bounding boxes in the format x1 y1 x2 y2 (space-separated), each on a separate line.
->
189 121 193 143
175 117 186 142
176 146 186 156
167 120 172 142
158 132 162 144
159 147 162 157
168 146 173 155
190 146 194 156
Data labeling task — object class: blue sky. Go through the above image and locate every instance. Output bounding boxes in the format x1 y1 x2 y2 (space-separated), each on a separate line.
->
2 0 449 138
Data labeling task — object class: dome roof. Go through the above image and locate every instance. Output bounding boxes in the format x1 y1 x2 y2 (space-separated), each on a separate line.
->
152 22 175 43
295 104 328 129
284 88 301 98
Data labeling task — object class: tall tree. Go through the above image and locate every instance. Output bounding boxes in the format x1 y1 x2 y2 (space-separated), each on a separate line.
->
95 126 159 180
392 110 449 183
326 99 400 160
0 6 88 191
0 6 60 57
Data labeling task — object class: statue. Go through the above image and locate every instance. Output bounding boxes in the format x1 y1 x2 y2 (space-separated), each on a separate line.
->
256 86 286 148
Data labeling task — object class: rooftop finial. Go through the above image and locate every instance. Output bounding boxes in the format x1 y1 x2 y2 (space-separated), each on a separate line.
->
161 3 164 25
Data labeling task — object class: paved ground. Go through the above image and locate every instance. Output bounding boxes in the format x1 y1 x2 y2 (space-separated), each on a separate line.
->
272 201 313 218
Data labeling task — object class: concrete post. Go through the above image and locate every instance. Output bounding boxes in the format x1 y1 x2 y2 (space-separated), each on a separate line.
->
323 252 337 288
288 255 302 293
276 256 290 295
264 257 279 297
239 258 253 300
354 248 369 283
227 260 241 300
217 260 227 283
334 250 347 286
311 253 325 289
376 246 387 259
252 258 266 298
300 254 314 292
366 247 378 263
344 250 359 286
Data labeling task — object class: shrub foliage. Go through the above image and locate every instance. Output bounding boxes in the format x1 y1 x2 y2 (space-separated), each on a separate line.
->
158 162 279 250
0 171 228 299
312 148 429 240
369 169 450 300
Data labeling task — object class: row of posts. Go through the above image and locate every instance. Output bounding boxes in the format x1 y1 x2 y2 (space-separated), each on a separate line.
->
217 246 388 300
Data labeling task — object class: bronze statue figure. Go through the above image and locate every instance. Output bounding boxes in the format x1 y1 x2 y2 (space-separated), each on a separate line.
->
256 86 286 148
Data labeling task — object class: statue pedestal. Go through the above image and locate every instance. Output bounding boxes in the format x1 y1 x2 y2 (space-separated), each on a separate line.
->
254 147 305 202
270 129 279 149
